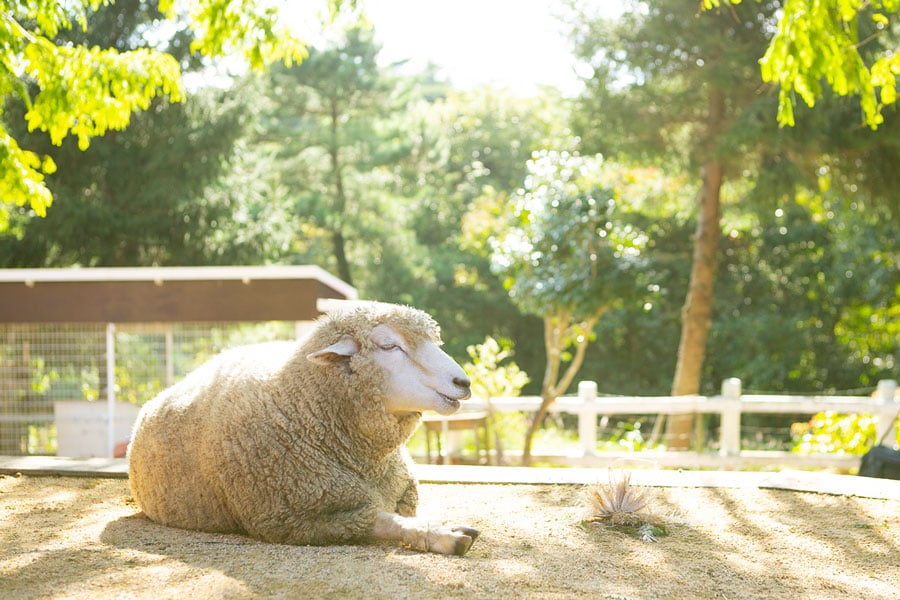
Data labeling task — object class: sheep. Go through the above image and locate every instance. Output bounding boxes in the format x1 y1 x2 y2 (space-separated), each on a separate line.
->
127 302 480 556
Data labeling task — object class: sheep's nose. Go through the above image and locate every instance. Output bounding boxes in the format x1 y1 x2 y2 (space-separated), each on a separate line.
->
454 375 471 392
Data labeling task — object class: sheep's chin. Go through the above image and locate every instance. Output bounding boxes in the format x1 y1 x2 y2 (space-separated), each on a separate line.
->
433 394 461 416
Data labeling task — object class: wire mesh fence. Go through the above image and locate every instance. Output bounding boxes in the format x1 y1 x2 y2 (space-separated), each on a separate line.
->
0 321 302 456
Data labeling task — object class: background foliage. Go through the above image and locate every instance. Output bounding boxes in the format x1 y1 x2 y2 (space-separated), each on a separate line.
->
0 0 312 228
1 0 897 420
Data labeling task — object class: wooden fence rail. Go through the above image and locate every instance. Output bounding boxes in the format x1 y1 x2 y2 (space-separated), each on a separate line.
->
436 378 899 470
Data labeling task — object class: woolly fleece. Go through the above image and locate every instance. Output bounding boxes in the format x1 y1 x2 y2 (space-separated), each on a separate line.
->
128 303 445 546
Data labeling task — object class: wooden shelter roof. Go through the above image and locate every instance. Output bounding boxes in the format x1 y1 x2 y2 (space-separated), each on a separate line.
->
0 266 357 323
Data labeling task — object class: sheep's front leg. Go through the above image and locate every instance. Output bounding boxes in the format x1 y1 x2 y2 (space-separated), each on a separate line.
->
371 511 479 556
395 477 418 517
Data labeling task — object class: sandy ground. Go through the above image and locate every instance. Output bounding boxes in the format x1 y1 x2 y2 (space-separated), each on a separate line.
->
1 473 898 600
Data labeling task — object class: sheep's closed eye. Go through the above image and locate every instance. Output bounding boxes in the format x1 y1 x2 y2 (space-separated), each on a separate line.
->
379 343 403 352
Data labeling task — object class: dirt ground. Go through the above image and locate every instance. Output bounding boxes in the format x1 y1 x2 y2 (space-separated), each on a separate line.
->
1 474 898 600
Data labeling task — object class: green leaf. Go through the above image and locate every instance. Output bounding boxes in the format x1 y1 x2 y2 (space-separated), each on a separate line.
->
713 0 899 128
1 0 328 218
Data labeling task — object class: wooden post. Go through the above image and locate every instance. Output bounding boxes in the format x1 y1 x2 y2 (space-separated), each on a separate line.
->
719 377 741 457
873 379 898 446
578 381 598 457
106 323 116 458
164 327 175 388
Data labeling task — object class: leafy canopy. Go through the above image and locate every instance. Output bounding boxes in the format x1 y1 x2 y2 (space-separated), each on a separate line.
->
706 0 900 128
487 150 647 322
0 0 317 230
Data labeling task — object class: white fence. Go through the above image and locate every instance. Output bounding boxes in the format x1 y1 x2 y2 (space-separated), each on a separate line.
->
448 378 899 470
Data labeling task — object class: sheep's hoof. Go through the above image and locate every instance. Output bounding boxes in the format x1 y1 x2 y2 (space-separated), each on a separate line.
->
451 526 480 556
428 525 480 556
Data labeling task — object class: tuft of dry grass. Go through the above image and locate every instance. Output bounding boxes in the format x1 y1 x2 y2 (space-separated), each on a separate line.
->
582 469 668 541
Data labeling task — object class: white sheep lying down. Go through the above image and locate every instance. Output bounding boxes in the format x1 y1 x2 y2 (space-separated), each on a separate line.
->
128 302 479 555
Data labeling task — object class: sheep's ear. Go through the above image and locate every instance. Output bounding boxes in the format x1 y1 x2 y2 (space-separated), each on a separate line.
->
307 336 360 365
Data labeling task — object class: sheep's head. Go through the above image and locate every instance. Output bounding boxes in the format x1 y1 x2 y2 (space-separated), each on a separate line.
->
306 304 471 416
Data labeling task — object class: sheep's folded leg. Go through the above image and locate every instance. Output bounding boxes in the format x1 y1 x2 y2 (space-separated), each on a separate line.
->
371 510 479 556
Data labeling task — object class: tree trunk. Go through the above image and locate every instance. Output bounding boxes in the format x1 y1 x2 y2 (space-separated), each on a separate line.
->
521 312 602 465
328 98 353 287
331 229 353 286
666 160 724 449
666 90 725 450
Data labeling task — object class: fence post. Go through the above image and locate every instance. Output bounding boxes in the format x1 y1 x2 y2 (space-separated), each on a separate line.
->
106 322 117 458
164 327 175 387
719 378 742 457
873 379 898 447
577 381 598 457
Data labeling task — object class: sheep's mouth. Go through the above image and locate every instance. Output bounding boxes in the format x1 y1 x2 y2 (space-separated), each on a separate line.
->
437 393 461 412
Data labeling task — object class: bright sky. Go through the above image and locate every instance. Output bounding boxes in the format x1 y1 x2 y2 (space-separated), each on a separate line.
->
281 0 624 97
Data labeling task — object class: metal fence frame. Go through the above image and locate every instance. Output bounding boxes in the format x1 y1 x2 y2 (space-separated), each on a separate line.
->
0 320 308 457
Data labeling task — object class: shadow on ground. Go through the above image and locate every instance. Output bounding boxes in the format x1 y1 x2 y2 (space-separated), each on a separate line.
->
1 476 898 599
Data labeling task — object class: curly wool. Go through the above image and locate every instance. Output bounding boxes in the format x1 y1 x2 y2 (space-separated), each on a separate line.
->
128 303 441 545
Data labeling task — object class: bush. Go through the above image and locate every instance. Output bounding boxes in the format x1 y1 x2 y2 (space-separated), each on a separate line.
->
790 412 884 455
